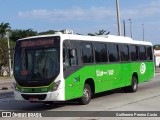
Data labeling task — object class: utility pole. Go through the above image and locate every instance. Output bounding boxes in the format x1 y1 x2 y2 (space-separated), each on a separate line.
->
142 24 144 41
6 32 12 77
129 18 133 38
116 0 121 36
123 20 126 36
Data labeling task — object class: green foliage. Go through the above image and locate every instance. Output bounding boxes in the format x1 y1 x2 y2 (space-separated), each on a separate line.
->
10 29 37 42
0 38 15 67
87 33 96 36
153 45 160 50
0 22 11 38
88 29 110 36
95 29 110 35
38 30 56 35
10 29 56 42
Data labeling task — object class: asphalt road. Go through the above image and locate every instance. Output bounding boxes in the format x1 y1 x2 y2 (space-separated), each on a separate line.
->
0 73 160 120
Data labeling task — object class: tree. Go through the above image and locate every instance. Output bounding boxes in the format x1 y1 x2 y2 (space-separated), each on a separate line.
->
154 45 160 50
0 38 15 70
87 33 96 36
38 30 56 35
10 29 37 42
0 22 11 38
88 29 110 36
95 29 110 35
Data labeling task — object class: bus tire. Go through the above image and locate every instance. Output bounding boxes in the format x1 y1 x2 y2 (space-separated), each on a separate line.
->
79 84 92 105
126 76 138 92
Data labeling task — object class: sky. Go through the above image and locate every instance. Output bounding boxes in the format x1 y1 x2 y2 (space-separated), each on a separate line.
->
0 0 160 44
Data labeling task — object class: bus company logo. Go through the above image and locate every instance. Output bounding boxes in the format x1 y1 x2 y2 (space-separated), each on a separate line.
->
96 70 104 77
2 112 12 117
96 69 114 77
140 63 146 74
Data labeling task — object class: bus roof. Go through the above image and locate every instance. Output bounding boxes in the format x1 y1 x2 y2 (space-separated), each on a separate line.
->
18 33 152 46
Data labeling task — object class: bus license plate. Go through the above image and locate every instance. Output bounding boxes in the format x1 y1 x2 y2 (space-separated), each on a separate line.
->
29 98 38 101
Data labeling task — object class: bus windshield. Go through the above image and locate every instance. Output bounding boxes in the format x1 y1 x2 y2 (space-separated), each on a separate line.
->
14 37 60 86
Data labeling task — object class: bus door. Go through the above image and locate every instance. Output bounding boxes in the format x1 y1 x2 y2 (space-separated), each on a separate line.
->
107 43 122 89
94 43 111 92
119 44 131 87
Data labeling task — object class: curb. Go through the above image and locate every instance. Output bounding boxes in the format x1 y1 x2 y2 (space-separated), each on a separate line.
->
0 81 13 95
0 91 14 98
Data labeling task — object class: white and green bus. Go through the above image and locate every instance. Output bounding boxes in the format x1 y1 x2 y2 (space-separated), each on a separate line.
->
13 30 154 105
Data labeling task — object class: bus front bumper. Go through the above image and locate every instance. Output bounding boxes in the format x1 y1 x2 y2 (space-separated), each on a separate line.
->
14 89 65 101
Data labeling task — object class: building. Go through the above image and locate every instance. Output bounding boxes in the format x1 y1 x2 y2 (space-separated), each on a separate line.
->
154 50 160 67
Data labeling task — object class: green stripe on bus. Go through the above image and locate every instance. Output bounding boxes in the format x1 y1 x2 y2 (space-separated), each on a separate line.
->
65 62 154 100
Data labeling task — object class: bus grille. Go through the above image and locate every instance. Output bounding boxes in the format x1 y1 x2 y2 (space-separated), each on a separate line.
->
21 94 47 100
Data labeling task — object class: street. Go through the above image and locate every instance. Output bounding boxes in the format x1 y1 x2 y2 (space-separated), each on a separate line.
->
0 73 160 120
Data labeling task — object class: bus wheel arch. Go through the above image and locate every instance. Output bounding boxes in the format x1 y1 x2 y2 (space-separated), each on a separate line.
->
85 78 95 94
79 78 95 105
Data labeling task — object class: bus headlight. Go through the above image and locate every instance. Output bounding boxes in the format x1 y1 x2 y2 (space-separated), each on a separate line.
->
51 80 61 91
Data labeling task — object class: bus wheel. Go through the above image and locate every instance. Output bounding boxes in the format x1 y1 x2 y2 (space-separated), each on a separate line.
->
131 76 138 92
124 76 138 93
79 84 92 105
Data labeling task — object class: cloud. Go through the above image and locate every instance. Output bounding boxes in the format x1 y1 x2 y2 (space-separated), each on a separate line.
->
18 7 115 22
18 0 160 23
142 0 160 16
121 0 160 19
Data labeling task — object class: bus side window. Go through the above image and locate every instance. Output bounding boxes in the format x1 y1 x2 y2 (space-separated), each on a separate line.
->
63 46 78 69
136 46 139 61
130 45 139 61
69 49 78 66
94 43 108 63
119 44 129 62
146 46 153 61
107 43 119 62
81 43 93 63
63 47 70 68
139 46 147 60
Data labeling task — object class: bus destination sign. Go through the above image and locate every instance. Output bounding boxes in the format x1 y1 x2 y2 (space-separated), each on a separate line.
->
21 39 55 48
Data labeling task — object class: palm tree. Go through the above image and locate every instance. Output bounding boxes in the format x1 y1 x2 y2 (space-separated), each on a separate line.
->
0 22 11 38
88 29 110 36
95 29 110 35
